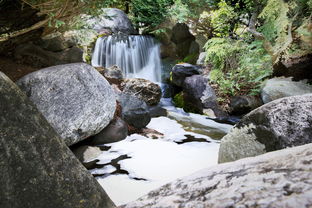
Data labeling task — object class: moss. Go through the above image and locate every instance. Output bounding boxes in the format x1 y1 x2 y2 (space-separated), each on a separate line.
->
173 92 184 108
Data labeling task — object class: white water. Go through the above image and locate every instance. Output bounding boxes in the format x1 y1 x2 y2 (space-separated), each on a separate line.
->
93 113 232 206
91 35 162 83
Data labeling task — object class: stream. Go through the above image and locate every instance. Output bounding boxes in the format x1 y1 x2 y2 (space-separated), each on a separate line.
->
89 100 232 205
90 34 233 206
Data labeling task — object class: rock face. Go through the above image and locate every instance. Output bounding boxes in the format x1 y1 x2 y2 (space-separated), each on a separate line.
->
118 93 151 129
17 63 116 146
261 77 312 103
85 8 136 34
218 94 312 163
91 117 128 145
171 63 201 87
124 143 312 208
229 95 263 115
14 42 83 68
0 72 116 208
171 23 199 59
122 78 162 106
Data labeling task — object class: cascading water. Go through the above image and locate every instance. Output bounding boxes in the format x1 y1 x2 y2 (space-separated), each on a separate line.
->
91 35 162 83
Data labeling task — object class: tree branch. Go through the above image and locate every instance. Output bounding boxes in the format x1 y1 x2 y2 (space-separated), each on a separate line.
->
0 19 49 42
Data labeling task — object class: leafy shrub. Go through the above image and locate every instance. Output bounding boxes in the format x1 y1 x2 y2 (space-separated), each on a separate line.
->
205 38 272 97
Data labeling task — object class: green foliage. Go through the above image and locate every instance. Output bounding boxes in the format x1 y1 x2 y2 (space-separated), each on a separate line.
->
259 0 290 43
204 38 241 71
210 0 238 37
131 0 174 30
182 53 199 64
173 92 185 108
205 38 272 97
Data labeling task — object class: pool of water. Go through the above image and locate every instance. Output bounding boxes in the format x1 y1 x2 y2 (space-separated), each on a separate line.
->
89 107 232 206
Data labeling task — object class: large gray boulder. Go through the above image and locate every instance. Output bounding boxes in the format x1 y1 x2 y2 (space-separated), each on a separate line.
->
85 8 136 34
0 72 116 208
17 63 116 146
218 94 312 163
124 143 312 208
261 77 312 103
122 78 162 106
118 93 151 129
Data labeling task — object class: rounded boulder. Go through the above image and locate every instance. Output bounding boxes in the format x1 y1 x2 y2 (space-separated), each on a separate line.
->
17 63 116 146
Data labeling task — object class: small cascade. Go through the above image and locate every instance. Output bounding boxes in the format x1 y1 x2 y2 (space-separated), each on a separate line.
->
91 35 162 83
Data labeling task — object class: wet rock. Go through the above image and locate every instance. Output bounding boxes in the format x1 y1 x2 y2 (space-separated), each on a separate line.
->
171 63 201 87
229 95 263 115
124 143 312 208
72 145 102 169
14 42 83 68
261 77 312 103
122 78 162 106
218 94 312 163
273 54 312 81
118 93 151 129
0 72 116 208
17 63 116 146
85 8 137 35
91 117 128 145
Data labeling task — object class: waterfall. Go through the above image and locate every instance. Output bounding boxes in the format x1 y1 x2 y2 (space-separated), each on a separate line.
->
91 35 162 83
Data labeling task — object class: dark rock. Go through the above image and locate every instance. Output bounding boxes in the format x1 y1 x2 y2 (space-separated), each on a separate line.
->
118 93 151 129
183 75 224 117
0 72 116 208
219 94 312 163
183 75 207 113
122 78 162 106
171 63 201 87
85 8 137 35
229 95 263 115
91 118 128 145
273 54 312 81
71 145 102 169
171 23 195 44
37 33 75 52
125 143 312 208
207 116 241 125
14 42 83 68
148 106 168 118
261 77 312 104
17 63 116 146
